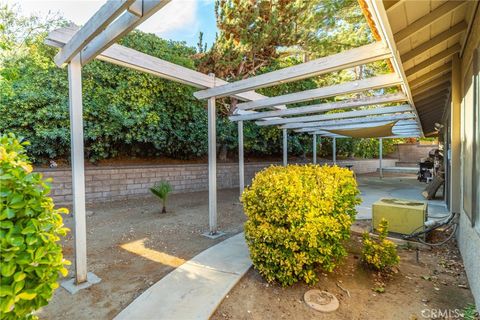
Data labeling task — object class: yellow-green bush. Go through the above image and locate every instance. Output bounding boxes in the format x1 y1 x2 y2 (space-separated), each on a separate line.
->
242 164 361 286
0 134 70 319
362 218 400 271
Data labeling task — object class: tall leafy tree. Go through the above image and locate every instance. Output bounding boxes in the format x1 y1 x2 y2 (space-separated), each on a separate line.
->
197 0 318 82
0 4 65 59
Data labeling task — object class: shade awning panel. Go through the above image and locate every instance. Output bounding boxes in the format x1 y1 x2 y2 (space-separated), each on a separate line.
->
325 121 396 138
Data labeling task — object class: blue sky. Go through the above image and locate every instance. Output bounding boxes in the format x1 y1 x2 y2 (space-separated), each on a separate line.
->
158 1 217 49
6 0 218 49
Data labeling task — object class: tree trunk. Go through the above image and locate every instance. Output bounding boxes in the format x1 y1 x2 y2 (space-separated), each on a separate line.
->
219 144 228 161
162 200 167 214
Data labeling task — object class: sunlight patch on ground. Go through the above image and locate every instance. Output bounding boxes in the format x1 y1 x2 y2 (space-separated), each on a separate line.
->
120 238 185 268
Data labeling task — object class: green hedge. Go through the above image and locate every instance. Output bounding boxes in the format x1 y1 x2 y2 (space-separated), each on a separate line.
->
1 29 400 164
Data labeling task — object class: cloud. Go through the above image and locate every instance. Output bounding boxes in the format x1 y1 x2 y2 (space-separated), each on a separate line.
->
138 1 199 36
7 0 213 46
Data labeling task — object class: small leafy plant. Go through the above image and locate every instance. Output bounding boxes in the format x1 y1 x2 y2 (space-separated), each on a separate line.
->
150 181 173 214
0 133 70 319
362 218 400 271
462 304 479 320
242 164 361 286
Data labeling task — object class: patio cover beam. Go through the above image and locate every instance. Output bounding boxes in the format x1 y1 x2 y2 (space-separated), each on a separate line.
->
409 64 452 88
417 95 449 111
257 104 411 127
393 128 421 133
194 42 392 100
80 0 172 66
416 101 449 114
392 125 419 130
308 131 345 138
400 21 467 64
46 26 285 109
54 0 135 67
417 109 443 120
283 113 416 130
127 0 143 16
392 132 422 137
236 74 402 111
229 93 407 121
393 1 466 44
404 44 460 77
384 1 402 11
418 105 446 116
414 85 450 101
391 134 421 138
411 77 450 95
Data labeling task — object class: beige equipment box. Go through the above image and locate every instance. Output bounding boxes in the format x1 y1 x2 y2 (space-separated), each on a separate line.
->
372 198 428 235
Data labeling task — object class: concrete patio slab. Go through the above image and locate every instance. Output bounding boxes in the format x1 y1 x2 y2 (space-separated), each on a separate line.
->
114 232 252 320
355 175 448 220
60 272 101 294
380 166 418 174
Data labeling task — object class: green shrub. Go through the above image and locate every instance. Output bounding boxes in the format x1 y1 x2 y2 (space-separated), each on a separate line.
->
242 164 361 286
150 181 173 214
362 218 400 271
0 134 69 319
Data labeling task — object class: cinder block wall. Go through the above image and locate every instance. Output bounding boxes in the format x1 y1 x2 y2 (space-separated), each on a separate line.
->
37 159 397 205
393 143 438 163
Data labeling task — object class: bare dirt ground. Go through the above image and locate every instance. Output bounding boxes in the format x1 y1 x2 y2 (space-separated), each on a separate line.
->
212 233 476 320
38 188 246 320
37 174 474 320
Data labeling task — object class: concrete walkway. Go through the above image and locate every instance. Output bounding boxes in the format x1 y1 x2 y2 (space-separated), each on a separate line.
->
114 233 251 320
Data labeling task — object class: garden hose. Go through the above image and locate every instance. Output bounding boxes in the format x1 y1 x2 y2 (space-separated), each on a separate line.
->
415 223 458 247
402 212 458 246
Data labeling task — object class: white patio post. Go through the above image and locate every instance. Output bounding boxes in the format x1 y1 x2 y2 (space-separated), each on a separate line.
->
283 128 288 166
313 134 317 164
207 75 217 235
379 138 383 179
238 120 244 196
68 55 87 284
332 137 337 165
319 136 322 163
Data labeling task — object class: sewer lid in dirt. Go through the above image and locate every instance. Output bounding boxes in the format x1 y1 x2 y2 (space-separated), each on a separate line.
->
304 290 339 313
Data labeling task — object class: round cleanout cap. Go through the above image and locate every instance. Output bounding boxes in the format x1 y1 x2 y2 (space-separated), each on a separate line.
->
304 290 339 313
